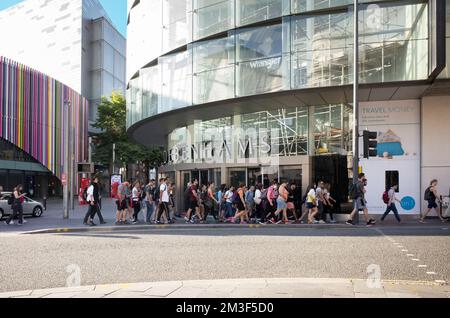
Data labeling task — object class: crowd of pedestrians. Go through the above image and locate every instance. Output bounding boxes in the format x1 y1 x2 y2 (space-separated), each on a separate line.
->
182 178 350 225
2 174 448 227
82 174 448 227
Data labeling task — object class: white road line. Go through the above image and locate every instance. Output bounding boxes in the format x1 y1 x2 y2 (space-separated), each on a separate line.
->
406 254 414 257
426 272 437 275
418 265 428 268
435 280 446 284
401 249 408 252
411 259 420 261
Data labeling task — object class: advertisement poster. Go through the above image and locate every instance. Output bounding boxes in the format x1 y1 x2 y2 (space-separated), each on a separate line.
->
359 100 420 214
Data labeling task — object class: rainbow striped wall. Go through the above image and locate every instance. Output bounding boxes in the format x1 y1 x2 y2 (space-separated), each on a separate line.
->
0 56 89 180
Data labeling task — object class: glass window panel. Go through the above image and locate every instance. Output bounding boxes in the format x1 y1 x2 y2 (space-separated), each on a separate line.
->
192 35 235 103
359 3 429 83
236 54 289 96
193 0 234 40
163 0 192 52
237 0 289 27
290 12 353 89
160 51 193 112
141 65 160 118
236 24 283 62
194 66 235 104
291 0 351 14
192 36 235 73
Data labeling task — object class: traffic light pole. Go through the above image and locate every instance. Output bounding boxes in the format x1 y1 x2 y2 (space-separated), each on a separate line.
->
352 0 360 225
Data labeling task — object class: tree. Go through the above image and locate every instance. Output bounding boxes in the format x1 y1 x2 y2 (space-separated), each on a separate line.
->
92 92 164 182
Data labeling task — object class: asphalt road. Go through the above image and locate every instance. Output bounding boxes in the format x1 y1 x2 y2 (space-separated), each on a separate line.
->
0 226 449 293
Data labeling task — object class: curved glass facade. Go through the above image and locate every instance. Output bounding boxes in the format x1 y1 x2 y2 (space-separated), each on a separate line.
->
127 0 430 131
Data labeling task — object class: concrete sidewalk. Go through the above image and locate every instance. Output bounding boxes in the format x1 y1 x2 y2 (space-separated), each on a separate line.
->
0 278 448 298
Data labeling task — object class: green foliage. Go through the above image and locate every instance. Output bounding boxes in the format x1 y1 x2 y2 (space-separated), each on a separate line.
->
92 92 164 171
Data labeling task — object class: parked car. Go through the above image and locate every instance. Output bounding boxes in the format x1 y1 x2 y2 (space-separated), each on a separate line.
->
0 192 45 219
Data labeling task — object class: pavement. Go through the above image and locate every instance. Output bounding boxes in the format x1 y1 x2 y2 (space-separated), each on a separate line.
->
0 278 448 298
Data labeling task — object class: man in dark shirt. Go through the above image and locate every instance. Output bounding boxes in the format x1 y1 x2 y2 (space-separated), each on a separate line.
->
346 173 376 226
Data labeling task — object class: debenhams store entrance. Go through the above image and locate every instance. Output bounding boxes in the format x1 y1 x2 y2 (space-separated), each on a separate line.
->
159 104 353 213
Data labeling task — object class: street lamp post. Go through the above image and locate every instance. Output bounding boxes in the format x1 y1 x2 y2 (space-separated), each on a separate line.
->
352 0 360 225
63 100 71 219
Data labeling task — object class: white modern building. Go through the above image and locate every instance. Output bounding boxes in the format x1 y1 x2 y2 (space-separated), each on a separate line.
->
0 0 126 131
126 0 450 217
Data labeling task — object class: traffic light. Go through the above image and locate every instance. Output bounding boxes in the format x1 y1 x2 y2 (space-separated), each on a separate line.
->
363 130 378 159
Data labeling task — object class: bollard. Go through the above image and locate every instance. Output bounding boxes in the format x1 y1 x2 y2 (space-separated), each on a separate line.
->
43 196 47 210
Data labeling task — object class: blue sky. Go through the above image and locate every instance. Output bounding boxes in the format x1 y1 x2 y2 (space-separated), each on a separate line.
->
0 0 127 37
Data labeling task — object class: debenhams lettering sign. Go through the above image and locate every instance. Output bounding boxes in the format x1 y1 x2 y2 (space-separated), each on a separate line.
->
164 136 272 165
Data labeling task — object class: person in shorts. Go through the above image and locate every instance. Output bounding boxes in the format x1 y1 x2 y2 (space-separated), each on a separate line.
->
420 179 446 223
115 182 130 225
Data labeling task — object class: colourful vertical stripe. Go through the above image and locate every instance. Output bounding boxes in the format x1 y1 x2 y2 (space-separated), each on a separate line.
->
0 56 89 180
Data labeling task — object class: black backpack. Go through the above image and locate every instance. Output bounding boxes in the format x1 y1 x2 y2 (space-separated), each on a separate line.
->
349 183 360 199
7 195 14 205
424 187 432 201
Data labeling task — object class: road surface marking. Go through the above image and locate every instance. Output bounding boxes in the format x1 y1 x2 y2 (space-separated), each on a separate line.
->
418 265 428 268
426 272 437 275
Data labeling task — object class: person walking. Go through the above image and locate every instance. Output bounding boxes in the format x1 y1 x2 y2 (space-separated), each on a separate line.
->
204 182 219 222
224 186 235 221
306 185 318 224
315 181 326 224
420 179 446 223
89 178 106 225
275 182 289 224
346 173 376 226
287 183 299 223
157 178 171 224
5 185 26 226
144 180 157 224
231 184 248 224
115 181 130 225
185 179 200 223
217 184 226 222
323 183 336 223
169 183 178 218
380 184 401 223
245 185 256 222
265 181 278 224
254 183 263 223
131 181 142 224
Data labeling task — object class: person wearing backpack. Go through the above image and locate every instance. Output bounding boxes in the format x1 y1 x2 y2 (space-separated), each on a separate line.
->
380 185 401 223
346 173 376 226
5 185 27 226
420 179 446 223
83 178 105 226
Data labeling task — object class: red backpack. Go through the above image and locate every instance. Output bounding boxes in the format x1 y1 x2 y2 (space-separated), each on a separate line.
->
382 191 390 204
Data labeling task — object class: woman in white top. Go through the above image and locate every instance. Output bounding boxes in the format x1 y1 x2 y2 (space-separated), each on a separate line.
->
132 181 141 224
306 185 318 224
